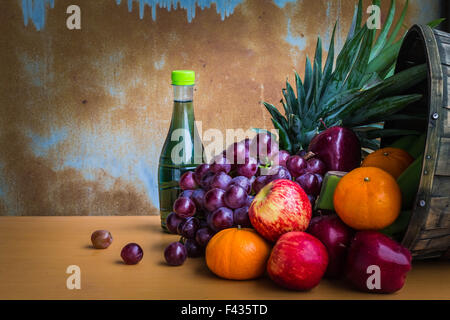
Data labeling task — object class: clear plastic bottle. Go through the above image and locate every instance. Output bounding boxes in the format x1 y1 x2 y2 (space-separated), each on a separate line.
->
158 70 203 231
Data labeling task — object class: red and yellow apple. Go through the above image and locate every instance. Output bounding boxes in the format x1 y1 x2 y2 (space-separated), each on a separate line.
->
267 231 329 290
249 179 312 242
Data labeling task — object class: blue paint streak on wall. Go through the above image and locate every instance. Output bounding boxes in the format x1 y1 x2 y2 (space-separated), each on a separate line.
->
285 18 306 51
21 0 55 31
20 0 304 27
116 0 245 22
26 128 68 157
273 0 296 8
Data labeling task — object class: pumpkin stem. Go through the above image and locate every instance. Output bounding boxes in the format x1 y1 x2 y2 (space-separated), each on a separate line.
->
364 177 370 182
237 225 242 230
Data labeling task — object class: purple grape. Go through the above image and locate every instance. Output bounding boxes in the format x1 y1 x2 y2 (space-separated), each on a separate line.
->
315 174 323 191
233 206 252 228
286 155 307 178
209 172 232 190
230 176 251 194
200 171 215 190
226 139 251 165
252 175 270 194
166 212 186 234
262 165 292 181
270 150 290 167
250 132 279 160
177 219 186 235
91 230 113 249
179 171 198 190
306 158 327 176
236 156 258 178
209 207 234 232
246 195 254 207
199 219 208 228
224 185 247 209
180 217 200 239
164 242 187 266
307 194 316 208
297 150 307 157
184 238 204 258
121 243 143 265
195 227 215 247
204 188 225 212
210 155 231 174
192 188 206 211
194 164 210 184
296 172 321 196
180 189 194 198
173 197 196 218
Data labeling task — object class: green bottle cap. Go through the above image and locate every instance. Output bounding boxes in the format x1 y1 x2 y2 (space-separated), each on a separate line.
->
171 70 195 86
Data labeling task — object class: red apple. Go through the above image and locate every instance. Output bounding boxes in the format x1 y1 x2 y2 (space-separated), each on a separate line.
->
267 231 328 290
249 179 312 242
345 231 412 293
307 214 354 277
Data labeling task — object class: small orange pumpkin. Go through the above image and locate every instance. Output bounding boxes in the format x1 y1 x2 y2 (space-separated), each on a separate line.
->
333 167 401 230
361 147 414 179
205 227 271 280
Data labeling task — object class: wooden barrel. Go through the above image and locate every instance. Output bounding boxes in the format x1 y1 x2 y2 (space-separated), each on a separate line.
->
384 24 450 260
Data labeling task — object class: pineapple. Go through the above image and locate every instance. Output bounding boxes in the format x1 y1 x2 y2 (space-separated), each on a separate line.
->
263 0 441 153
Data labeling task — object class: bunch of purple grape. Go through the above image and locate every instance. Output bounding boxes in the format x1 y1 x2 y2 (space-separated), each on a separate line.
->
163 133 327 266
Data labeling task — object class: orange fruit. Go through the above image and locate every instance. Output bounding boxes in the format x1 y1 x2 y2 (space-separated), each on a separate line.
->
361 147 414 179
333 167 401 230
205 227 271 280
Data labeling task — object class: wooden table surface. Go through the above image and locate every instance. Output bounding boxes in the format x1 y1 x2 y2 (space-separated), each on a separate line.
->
0 216 448 300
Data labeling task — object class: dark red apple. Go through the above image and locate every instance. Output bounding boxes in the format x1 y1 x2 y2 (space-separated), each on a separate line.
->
345 231 412 293
267 231 329 290
249 179 312 242
307 214 354 277
307 126 361 172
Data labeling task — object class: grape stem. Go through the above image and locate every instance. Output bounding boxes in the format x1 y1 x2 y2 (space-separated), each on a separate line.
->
302 151 317 161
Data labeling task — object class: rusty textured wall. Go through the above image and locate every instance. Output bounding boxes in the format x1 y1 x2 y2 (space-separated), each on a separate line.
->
0 0 443 216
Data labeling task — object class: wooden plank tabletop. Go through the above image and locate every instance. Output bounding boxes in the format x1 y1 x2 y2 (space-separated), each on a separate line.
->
0 216 448 300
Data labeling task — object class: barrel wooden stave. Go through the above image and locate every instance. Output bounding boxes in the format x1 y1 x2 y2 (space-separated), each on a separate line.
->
391 25 450 260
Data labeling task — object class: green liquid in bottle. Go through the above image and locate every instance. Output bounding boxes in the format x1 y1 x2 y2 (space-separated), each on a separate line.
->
158 72 202 231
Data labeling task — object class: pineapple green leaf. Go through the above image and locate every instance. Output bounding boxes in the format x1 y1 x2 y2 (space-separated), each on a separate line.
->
367 40 401 75
262 102 288 128
313 37 323 80
304 56 313 95
284 81 298 116
370 0 396 60
380 64 427 96
295 71 306 116
271 118 292 153
358 136 381 150
318 23 337 98
385 0 409 47
427 18 445 29
344 94 422 126
347 0 363 40
324 26 367 101
345 27 375 89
